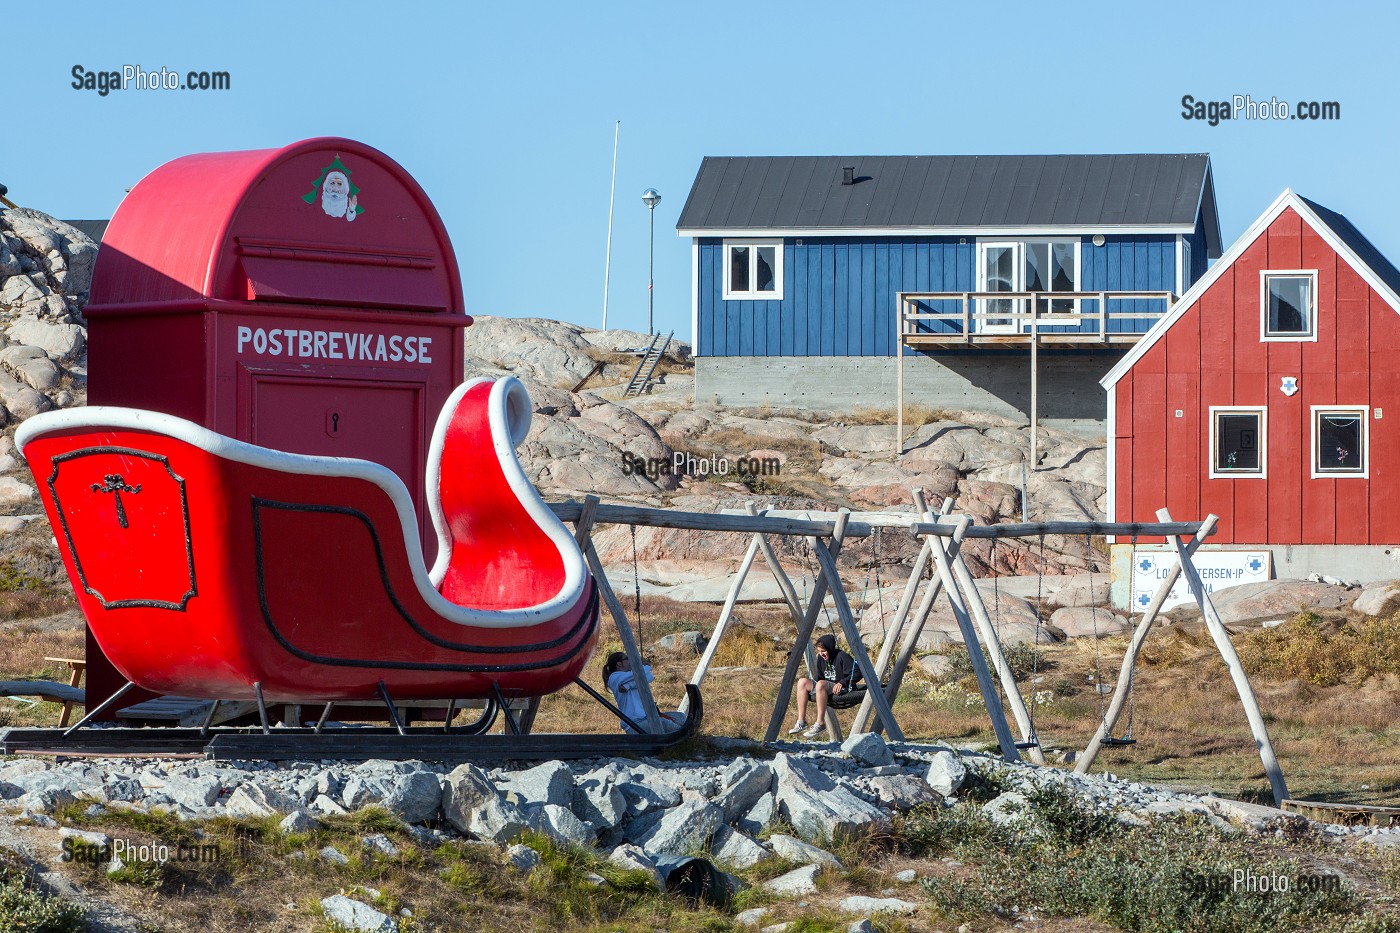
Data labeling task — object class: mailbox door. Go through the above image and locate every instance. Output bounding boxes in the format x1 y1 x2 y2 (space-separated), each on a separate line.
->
241 372 429 557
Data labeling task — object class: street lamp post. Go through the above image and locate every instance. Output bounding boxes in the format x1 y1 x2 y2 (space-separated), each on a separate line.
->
642 188 661 334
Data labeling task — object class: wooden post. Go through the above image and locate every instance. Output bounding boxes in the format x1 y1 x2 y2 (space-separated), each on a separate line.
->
1160 509 1290 807
897 295 904 456
850 492 952 734
933 516 1046 764
681 533 761 715
1076 516 1216 774
924 516 1022 762
763 512 851 742
573 495 663 734
857 494 957 737
1029 304 1038 471
810 532 904 742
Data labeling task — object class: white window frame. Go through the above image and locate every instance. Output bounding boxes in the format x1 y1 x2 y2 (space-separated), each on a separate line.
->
1311 405 1369 478
1259 270 1318 342
1023 237 1082 317
722 239 784 300
1209 406 1268 479
975 240 1022 333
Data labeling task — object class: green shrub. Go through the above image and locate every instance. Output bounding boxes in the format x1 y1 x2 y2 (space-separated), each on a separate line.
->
0 868 85 932
1239 610 1400 686
905 785 1370 933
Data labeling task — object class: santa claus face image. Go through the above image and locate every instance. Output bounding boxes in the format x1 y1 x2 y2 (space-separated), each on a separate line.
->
303 158 362 221
321 171 351 218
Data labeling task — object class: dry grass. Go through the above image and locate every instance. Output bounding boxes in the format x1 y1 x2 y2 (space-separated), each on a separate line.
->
840 405 954 427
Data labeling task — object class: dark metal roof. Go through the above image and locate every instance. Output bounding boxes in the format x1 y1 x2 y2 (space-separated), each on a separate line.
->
60 220 108 243
678 154 1221 255
1298 196 1400 302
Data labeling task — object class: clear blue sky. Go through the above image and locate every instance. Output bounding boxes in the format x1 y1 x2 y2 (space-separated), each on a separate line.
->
12 1 1398 337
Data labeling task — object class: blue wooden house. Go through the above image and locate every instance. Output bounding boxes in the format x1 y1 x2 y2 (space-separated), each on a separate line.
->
676 154 1222 433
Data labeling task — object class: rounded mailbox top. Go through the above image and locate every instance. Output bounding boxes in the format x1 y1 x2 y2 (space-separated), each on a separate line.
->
89 137 464 315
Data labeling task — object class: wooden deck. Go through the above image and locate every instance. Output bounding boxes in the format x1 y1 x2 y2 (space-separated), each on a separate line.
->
898 289 1176 348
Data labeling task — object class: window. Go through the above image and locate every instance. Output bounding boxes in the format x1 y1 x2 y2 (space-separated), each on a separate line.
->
723 240 783 300
1260 271 1317 340
1025 240 1079 313
1210 407 1267 478
1312 407 1368 477
975 238 1080 331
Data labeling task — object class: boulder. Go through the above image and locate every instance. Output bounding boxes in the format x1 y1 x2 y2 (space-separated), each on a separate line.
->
278 810 317 834
710 825 770 869
869 774 943 811
771 753 890 843
837 896 917 916
1048 607 1129 638
500 760 574 809
607 843 663 890
768 833 844 870
6 317 84 361
507 843 542 873
630 797 724 858
0 372 49 420
923 751 967 797
761 864 821 897
840 732 893 767
160 774 222 810
1206 580 1353 625
656 630 708 653
1045 573 1110 609
572 777 627 832
342 769 442 824
226 783 299 818
1353 581 1400 616
713 760 774 822
463 316 598 388
441 763 527 844
983 791 1035 831
525 803 595 848
320 895 396 933
736 792 776 836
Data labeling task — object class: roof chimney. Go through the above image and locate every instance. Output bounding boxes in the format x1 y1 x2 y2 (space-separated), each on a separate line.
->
841 166 855 186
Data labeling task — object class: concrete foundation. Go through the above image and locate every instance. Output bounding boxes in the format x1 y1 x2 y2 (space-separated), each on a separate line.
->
694 350 1122 436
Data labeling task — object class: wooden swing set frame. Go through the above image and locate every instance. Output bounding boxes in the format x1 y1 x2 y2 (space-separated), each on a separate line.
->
549 494 1290 807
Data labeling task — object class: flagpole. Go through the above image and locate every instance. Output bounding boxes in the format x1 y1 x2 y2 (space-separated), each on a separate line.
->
602 120 620 329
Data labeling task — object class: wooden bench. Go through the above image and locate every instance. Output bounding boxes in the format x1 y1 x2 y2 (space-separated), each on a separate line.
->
43 657 86 727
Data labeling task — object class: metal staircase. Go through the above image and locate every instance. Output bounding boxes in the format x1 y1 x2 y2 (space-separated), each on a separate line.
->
624 331 671 397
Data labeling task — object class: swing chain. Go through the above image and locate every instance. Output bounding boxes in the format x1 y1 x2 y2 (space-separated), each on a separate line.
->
630 524 643 650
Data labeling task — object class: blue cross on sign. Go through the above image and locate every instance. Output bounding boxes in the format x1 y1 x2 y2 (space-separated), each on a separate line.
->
1248 557 1263 572
1137 593 1152 608
1138 558 1153 573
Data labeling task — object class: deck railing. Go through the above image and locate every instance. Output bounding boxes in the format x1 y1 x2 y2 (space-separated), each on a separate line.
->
898 290 1176 346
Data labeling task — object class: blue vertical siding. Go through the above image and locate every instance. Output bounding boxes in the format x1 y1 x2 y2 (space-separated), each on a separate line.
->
699 233 1179 356
1078 235 1177 335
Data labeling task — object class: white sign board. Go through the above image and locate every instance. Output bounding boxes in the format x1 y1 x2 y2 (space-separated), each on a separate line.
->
1129 550 1271 611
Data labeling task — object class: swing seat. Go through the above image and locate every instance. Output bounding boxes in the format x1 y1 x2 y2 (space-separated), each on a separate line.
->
17 376 600 704
825 682 889 711
1100 736 1137 748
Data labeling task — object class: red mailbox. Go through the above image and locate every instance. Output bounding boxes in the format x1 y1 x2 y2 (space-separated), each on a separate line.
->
82 137 468 713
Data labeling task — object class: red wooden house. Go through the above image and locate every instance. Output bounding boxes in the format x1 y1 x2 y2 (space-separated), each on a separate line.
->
1101 189 1400 554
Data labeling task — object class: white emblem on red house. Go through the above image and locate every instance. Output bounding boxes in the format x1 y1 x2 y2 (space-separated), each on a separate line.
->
1280 376 1299 397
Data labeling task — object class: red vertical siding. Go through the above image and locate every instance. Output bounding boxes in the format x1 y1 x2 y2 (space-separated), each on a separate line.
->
1117 203 1400 545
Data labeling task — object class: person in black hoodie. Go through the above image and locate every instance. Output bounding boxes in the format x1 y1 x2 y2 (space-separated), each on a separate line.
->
787 633 865 738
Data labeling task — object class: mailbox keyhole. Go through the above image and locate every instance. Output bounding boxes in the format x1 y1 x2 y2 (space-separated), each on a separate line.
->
331 413 340 433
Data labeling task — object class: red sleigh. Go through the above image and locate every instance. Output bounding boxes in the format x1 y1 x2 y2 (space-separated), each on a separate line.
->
17 376 603 713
